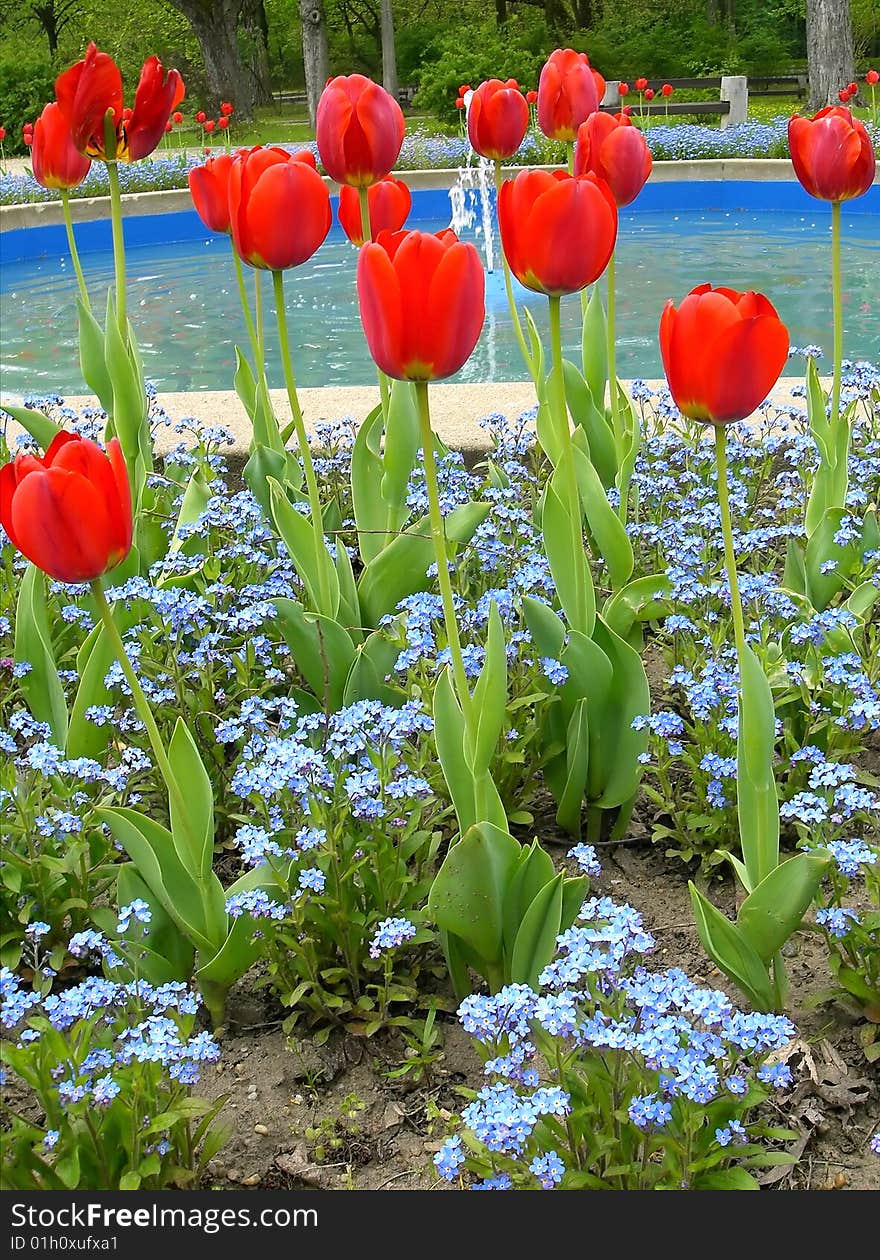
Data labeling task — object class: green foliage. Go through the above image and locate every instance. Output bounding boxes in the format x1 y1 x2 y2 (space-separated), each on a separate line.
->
415 12 548 125
0 38 54 154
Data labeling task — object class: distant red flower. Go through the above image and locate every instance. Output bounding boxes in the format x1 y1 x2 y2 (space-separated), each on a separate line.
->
838 89 852 103
0 126 6 141
467 78 529 160
622 105 632 116
196 110 207 124
165 120 172 132
635 77 648 91
846 81 858 96
338 174 411 246
458 84 471 96
526 89 538 104
455 97 465 109
661 83 674 98
172 111 183 124
645 88 655 101
789 106 875 202
618 82 630 97
217 116 228 129
220 101 234 116
867 70 879 86
205 119 215 133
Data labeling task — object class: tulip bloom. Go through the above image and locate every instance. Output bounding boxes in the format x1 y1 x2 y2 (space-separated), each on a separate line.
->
659 285 789 426
357 229 485 380
220 101 234 116
575 112 652 207
788 107 875 202
498 168 617 295
467 78 530 160
31 102 91 190
537 49 600 141
188 153 234 234
661 84 674 98
634 77 647 92
0 432 132 583
229 146 331 270
316 74 405 187
338 175 411 246
196 110 206 124
56 42 184 162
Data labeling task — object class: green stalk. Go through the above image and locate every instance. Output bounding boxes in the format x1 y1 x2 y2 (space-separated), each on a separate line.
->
60 189 90 310
415 381 476 732
105 158 127 338
254 268 265 360
272 268 331 612
548 295 588 632
830 199 843 426
493 160 533 377
230 240 261 369
607 248 622 450
357 185 391 414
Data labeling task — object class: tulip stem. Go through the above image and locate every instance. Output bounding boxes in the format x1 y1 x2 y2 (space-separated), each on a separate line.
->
60 190 90 311
415 380 475 732
230 242 261 370
357 185 391 415
714 425 747 671
549 294 589 634
105 161 127 337
493 161 532 378
831 199 843 427
607 248 621 448
272 268 331 614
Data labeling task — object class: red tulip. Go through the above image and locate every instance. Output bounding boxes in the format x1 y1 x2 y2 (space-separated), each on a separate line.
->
498 168 617 295
867 70 879 86
217 116 228 130
56 42 184 161
220 101 234 116
574 112 652 207
618 82 630 97
622 105 633 117
537 48 600 141
846 81 858 96
164 120 172 132
196 110 207 124
172 110 183 125
593 68 607 105
788 107 875 202
467 78 530 160
458 84 472 96
455 97 465 110
645 88 655 101
31 102 91 191
0 432 132 584
229 145 331 270
205 119 215 133
188 153 234 234
338 175 411 246
316 73 405 187
635 77 648 92
0 127 6 142
838 88 852 103
526 89 538 105
661 83 674 98
357 229 484 380
659 285 789 426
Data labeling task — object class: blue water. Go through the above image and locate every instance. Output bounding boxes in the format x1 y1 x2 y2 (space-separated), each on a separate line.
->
1 206 878 393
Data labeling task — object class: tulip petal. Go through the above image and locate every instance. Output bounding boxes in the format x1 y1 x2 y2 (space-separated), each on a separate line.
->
704 316 790 424
426 241 485 378
357 243 404 377
0 462 22 551
10 468 115 583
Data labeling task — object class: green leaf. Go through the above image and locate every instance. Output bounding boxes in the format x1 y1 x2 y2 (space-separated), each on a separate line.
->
168 469 211 556
581 285 608 407
380 381 420 521
14 565 67 748
522 596 566 660
343 625 405 705
351 403 387 563
267 476 339 618
589 617 650 809
66 597 139 760
555 699 590 835
167 719 216 883
603 573 672 640
197 864 285 989
98 806 219 956
428 823 521 966
689 883 777 1011
114 865 195 983
542 464 595 636
572 442 634 588
273 598 355 710
468 601 508 772
564 361 617 488
76 297 114 414
0 403 61 449
736 641 779 890
695 1168 760 1190
737 852 832 964
510 873 564 988
502 840 556 955
805 507 878 612
56 1147 81 1190
234 348 283 453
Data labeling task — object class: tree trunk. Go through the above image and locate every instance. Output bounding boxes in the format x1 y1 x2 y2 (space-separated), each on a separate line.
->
241 0 274 105
381 0 398 100
496 0 507 23
300 0 329 128
168 0 258 117
806 0 856 109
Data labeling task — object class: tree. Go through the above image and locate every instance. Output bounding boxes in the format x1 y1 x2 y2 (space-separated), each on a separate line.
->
806 0 856 108
380 0 397 96
165 0 269 115
31 0 79 56
300 0 329 126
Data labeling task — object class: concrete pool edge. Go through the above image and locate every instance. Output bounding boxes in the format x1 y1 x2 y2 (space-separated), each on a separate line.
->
2 380 823 469
3 159 879 232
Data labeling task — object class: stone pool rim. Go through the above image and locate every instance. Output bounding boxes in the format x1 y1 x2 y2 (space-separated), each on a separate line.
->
2 158 879 237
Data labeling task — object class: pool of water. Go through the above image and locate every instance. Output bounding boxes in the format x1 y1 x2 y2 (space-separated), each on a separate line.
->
2 206 878 394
